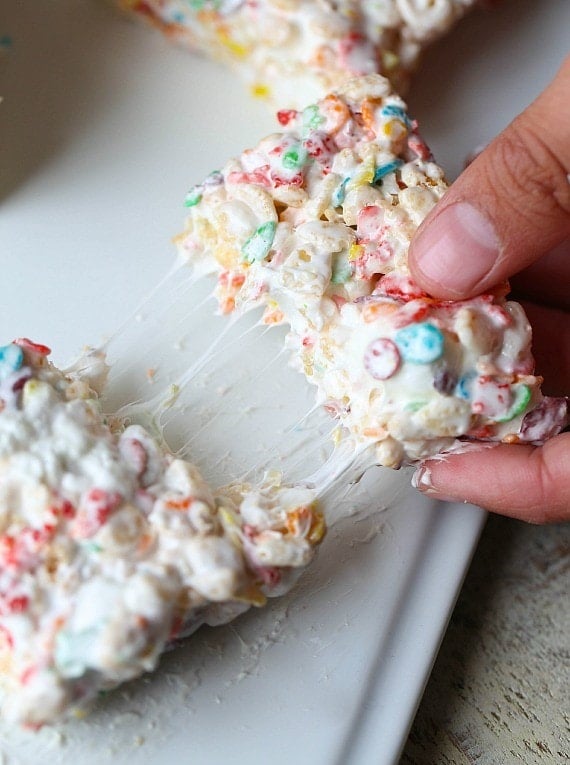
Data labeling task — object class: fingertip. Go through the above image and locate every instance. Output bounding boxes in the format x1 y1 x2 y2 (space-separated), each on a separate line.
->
408 201 501 300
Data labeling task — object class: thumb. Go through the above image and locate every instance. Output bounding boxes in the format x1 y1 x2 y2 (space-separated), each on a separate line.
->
409 55 570 300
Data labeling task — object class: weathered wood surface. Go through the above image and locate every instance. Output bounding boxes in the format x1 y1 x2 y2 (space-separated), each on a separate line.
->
402 515 570 764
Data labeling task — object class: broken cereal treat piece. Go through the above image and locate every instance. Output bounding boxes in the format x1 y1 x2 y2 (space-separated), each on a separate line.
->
0 340 323 726
116 0 476 106
178 74 567 467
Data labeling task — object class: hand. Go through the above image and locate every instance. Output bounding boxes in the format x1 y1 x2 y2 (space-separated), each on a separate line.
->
408 55 570 523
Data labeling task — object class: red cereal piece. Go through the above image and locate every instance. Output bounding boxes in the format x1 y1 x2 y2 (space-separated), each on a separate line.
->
270 171 304 188
467 424 497 440
72 489 123 539
227 168 271 188
519 397 569 442
276 109 298 126
407 133 432 161
356 205 386 240
374 273 429 302
255 566 282 588
7 596 29 614
364 338 401 380
392 300 431 328
331 295 347 311
0 624 14 650
119 437 148 478
168 614 184 641
14 338 51 357
20 666 37 686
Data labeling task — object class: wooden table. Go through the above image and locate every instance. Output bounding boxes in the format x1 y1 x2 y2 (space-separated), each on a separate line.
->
401 516 570 764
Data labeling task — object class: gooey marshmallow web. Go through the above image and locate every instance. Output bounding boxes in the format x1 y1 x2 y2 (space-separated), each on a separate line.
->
0 339 325 727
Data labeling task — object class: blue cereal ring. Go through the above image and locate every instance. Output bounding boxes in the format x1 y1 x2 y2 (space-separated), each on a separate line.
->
380 104 412 127
395 322 444 364
332 177 350 207
0 343 24 381
455 371 476 400
372 159 404 185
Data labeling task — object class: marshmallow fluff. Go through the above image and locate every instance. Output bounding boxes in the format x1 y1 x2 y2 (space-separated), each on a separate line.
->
0 339 324 726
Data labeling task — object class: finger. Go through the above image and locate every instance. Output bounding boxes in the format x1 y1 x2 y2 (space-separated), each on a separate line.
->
412 433 570 523
510 238 570 311
520 300 570 396
409 55 570 300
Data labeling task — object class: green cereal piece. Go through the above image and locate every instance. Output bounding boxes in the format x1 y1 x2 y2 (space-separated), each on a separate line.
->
404 401 428 412
302 104 323 130
282 144 309 170
55 628 99 676
241 221 277 264
496 384 532 423
184 186 202 207
330 252 353 284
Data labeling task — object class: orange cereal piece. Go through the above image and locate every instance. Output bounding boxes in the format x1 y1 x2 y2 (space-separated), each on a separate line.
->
321 95 350 132
362 302 399 323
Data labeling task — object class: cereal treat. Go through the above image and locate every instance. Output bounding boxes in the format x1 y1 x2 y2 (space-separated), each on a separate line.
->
177 74 568 467
116 0 475 105
0 339 324 726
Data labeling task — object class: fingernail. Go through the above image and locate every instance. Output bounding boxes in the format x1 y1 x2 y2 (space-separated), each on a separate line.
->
412 203 500 296
412 466 456 503
412 465 435 492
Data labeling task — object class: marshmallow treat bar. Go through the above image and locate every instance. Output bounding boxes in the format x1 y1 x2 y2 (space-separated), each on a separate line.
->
178 74 568 467
0 339 324 726
117 0 475 106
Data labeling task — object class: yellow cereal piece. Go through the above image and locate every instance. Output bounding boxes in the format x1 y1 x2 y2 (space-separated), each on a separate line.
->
213 242 240 269
307 507 326 544
354 156 375 186
348 244 364 261
237 583 267 608
363 426 388 439
163 384 180 409
218 506 238 528
332 427 342 446
218 506 244 549
383 119 405 137
251 83 271 99
216 29 249 58
382 50 400 70
194 217 216 244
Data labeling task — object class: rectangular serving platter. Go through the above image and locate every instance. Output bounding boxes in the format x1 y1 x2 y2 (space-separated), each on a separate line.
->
1 1 568 762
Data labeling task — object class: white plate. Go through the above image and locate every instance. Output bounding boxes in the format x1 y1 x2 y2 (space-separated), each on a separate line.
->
0 2 568 763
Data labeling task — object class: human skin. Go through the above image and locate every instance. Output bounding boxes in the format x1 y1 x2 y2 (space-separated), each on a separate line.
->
408 55 570 523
